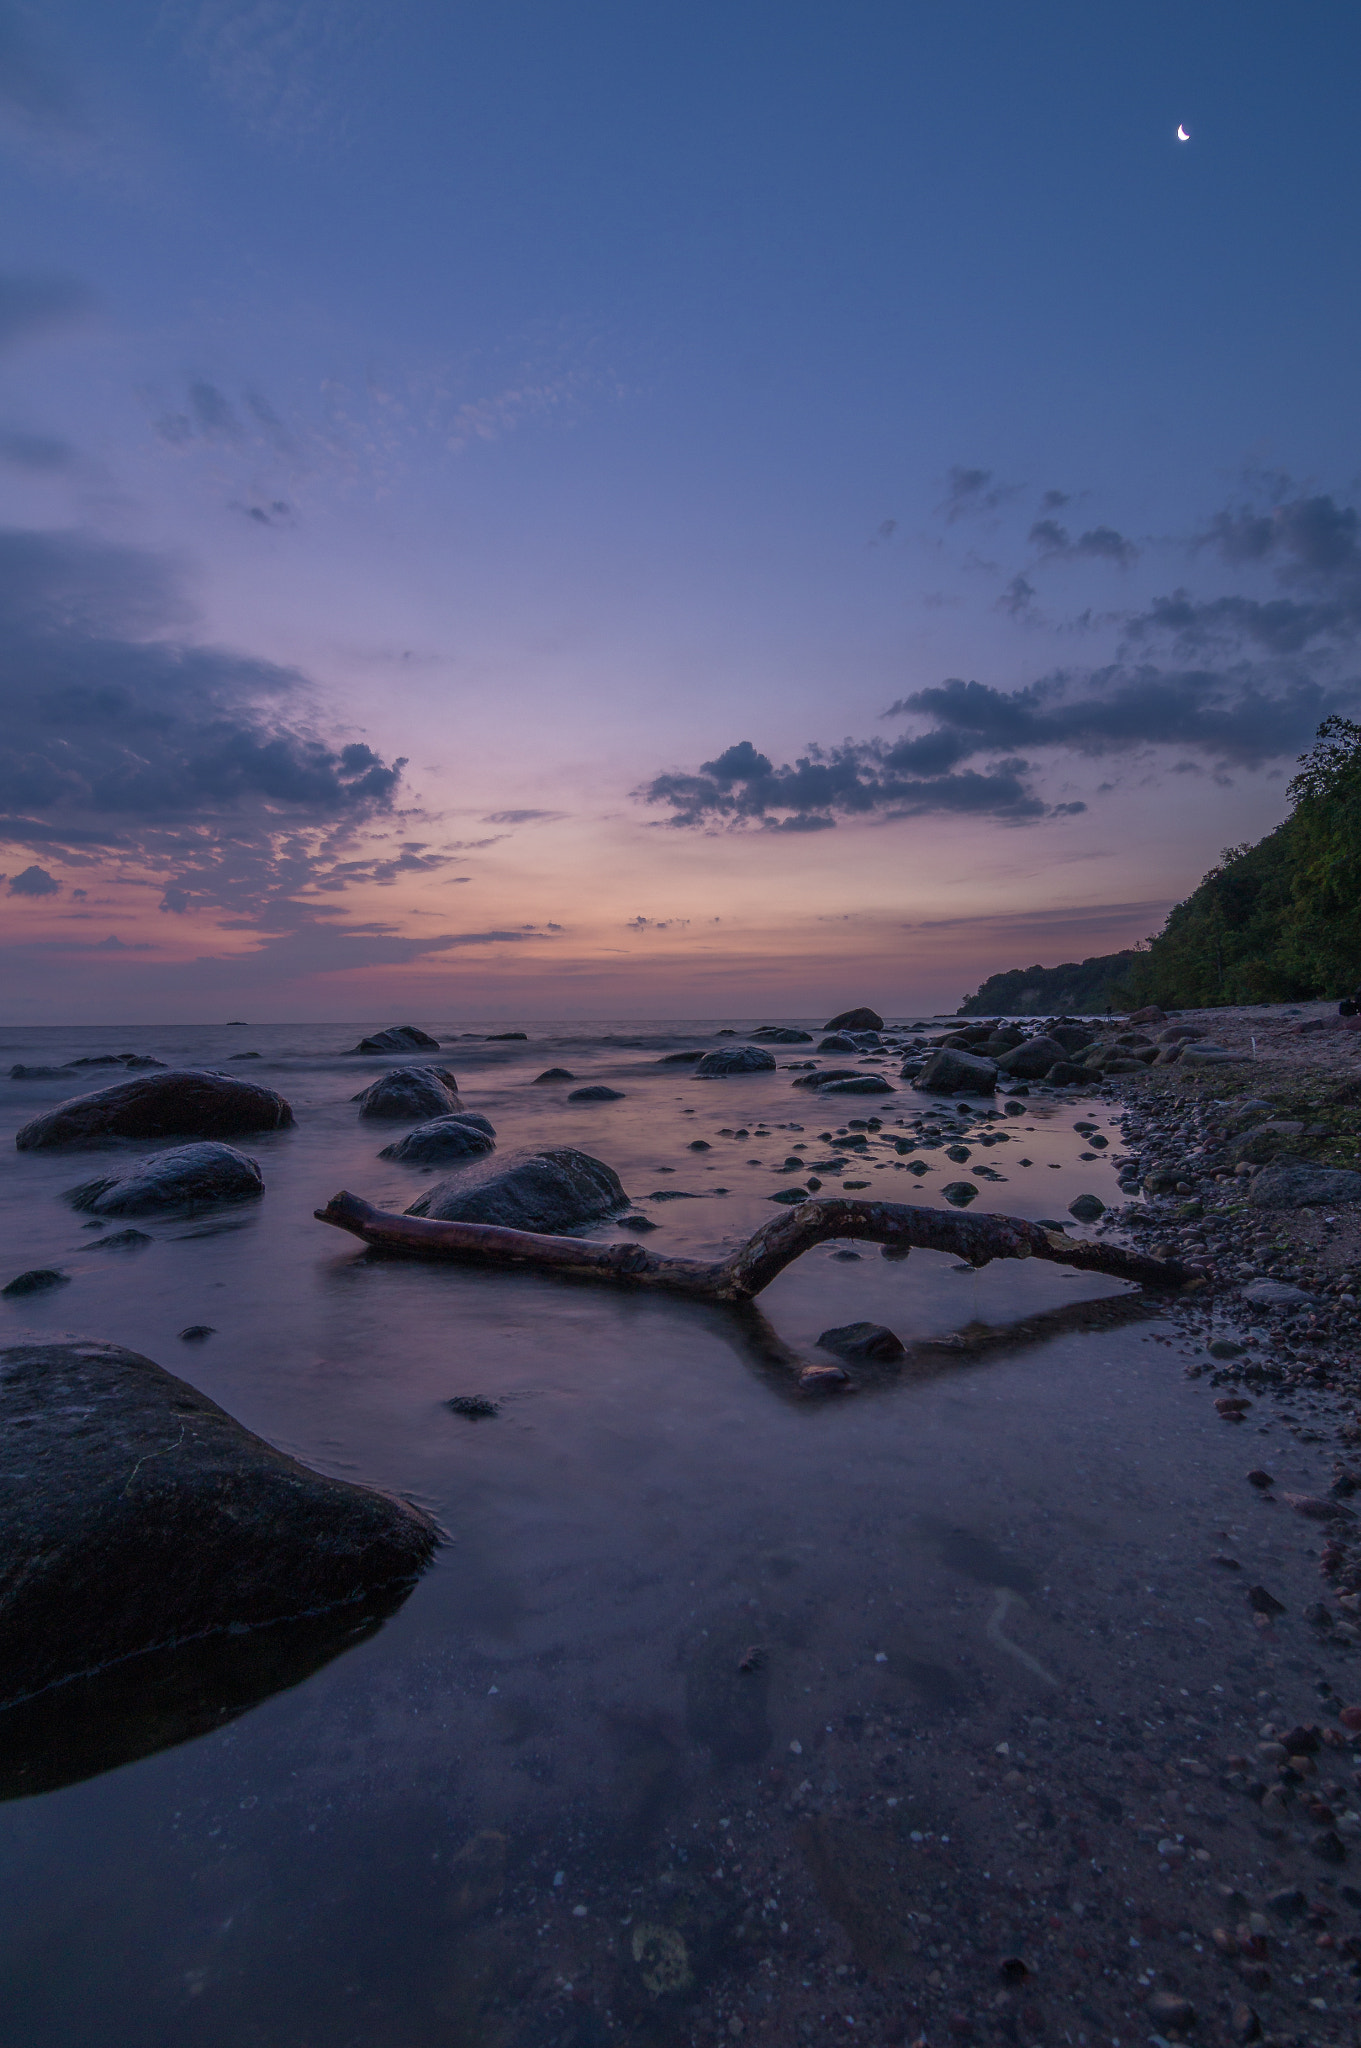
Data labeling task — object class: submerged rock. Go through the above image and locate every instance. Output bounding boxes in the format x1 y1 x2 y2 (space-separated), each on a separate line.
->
1 1268 70 1298
348 1025 440 1053
817 1321 906 1363
15 1071 294 1151
567 1085 625 1102
406 1147 628 1231
818 1034 859 1052
818 1075 893 1096
379 1115 496 1164
64 1143 263 1216
532 1067 575 1081
695 1046 777 1077
0 1340 439 1710
354 1066 459 1121
824 1007 884 1032
749 1027 813 1044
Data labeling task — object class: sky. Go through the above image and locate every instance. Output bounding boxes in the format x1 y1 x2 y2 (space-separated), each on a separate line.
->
2 0 1360 1022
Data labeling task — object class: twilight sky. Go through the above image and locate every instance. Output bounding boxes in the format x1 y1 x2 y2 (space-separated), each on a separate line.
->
2 0 1359 1022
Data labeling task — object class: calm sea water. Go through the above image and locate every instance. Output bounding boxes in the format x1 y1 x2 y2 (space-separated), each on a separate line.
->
0 1023 1342 2045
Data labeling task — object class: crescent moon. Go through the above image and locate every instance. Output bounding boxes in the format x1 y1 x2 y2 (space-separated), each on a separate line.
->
1176 124 1190 141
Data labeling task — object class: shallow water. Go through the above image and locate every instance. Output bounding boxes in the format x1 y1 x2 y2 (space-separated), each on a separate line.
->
0 1023 1352 2044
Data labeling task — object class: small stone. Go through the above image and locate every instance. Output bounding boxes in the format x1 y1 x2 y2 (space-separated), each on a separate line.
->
446 1395 499 1419
1246 1469 1274 1490
177 1324 216 1341
1068 1193 1106 1222
1311 1828 1347 1863
618 1213 659 1232
1209 1338 1245 1359
566 1085 624 1102
942 1180 979 1206
1146 1990 1195 2029
532 1068 574 1082
817 1321 906 1363
1229 2004 1261 2043
798 1363 849 1391
1247 1585 1285 1616
1265 1885 1306 1918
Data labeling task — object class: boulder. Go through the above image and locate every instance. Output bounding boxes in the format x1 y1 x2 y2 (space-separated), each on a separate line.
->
995 1036 1065 1080
824 1007 884 1032
0 1340 438 1710
1048 1024 1097 1054
354 1066 459 1121
695 1046 778 1077
1178 1044 1246 1069
1127 1005 1166 1026
15 1071 294 1151
64 1143 263 1216
533 1067 575 1081
2 1268 69 1298
406 1148 628 1231
749 1027 814 1044
981 1028 1026 1055
818 1034 859 1052
817 1321 906 1364
485 1032 528 1041
792 1066 864 1090
912 1049 998 1095
1242 1279 1316 1306
658 1051 704 1064
1226 1121 1306 1166
9 1065 66 1079
378 1115 496 1164
1068 1193 1106 1222
942 1181 979 1206
348 1026 440 1054
1046 1060 1090 1086
1155 1025 1206 1045
567 1085 625 1102
818 1075 894 1096
1249 1164 1361 1210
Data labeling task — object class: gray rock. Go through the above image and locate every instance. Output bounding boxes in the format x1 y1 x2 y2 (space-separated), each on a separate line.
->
0 1340 438 1710
1048 1024 1096 1054
15 1071 293 1151
818 1075 894 1096
348 1025 440 1054
824 1007 884 1032
485 1031 527 1041
1225 1121 1305 1165
64 1142 264 1217
657 1051 703 1064
1178 1044 1246 1068
818 1033 860 1052
1241 1279 1316 1306
749 1027 813 1043
995 1036 1065 1080
695 1046 778 1077
2 1268 70 1298
792 1066 864 1090
406 1148 628 1231
378 1115 497 1164
942 1181 979 1206
1249 1162 1361 1210
567 1085 625 1102
817 1321 906 1363
1046 1060 1090 1086
533 1067 575 1081
354 1066 459 1121
1068 1193 1106 1222
912 1048 998 1095
88 1229 153 1252
9 1065 66 1079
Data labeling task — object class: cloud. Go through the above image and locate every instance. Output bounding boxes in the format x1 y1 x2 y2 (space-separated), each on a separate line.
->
641 737 1053 831
164 0 372 144
0 272 93 352
0 428 73 470
1029 519 1138 566
939 466 1018 522
480 808 565 825
0 526 414 919
7 862 58 895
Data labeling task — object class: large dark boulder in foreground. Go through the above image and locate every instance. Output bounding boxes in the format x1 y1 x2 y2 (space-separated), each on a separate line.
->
354 1066 459 1120
348 1025 440 1053
824 1007 884 1032
15 1070 294 1151
913 1048 998 1095
0 1341 438 1711
65 1142 263 1216
695 1046 777 1077
1249 1163 1361 1210
379 1115 496 1164
406 1147 628 1231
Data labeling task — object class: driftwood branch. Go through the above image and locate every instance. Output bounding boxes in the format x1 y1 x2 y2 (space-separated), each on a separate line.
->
315 1190 1188 1300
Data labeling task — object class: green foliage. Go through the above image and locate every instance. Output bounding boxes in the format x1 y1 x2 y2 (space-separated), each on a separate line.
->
1120 716 1361 1007
960 719 1361 1013
959 951 1137 1016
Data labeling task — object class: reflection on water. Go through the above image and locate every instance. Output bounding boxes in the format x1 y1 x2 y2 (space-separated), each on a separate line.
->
0 1589 415 1801
0 1023 1347 2043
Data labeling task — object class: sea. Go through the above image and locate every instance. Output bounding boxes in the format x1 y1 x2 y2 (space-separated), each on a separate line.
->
0 1020 1340 2045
